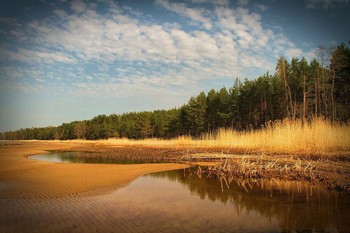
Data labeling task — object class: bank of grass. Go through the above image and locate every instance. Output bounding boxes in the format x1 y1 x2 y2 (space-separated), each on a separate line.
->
202 118 350 157
97 118 350 158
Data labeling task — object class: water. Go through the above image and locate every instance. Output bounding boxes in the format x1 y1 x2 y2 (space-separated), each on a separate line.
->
1 168 349 232
146 170 350 232
29 151 162 164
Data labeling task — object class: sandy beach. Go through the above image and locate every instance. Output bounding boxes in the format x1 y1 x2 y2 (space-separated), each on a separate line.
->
0 141 188 199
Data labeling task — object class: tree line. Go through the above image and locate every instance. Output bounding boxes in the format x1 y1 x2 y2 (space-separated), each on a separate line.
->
1 43 349 140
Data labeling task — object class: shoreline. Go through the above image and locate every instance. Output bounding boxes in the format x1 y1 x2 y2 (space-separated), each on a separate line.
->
0 140 188 199
68 142 350 192
0 140 349 197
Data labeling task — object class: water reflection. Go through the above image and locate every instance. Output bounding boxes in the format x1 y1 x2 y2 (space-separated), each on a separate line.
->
148 169 350 233
29 151 163 164
1 167 349 232
28 152 350 232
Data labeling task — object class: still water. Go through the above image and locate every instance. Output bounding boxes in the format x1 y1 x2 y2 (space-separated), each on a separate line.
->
29 151 162 164
2 153 349 232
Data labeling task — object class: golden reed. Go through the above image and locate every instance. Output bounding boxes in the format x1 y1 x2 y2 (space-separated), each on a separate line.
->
93 118 350 157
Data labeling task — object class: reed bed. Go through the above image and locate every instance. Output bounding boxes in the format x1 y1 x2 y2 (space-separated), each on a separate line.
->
95 118 350 157
201 118 350 156
189 156 350 192
185 161 344 193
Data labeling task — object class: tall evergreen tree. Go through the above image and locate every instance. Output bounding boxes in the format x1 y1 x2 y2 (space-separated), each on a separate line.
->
330 43 350 120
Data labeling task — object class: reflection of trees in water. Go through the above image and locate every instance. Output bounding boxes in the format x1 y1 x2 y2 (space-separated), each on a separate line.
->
149 169 350 232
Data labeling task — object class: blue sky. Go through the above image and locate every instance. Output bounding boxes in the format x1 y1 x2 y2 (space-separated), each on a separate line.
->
0 0 349 132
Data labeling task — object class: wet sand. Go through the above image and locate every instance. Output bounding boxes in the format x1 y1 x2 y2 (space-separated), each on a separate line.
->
0 141 188 199
0 139 349 197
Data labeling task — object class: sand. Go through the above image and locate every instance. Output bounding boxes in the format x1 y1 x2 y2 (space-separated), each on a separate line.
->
1 140 348 199
0 141 188 199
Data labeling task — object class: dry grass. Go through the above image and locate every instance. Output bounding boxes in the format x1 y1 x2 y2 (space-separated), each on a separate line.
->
89 118 350 157
201 118 350 156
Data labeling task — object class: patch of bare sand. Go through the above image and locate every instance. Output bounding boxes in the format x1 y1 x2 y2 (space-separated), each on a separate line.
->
0 141 188 199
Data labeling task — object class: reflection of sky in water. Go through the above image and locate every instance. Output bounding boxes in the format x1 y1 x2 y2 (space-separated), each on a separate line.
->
30 153 72 163
3 168 349 232
29 152 161 164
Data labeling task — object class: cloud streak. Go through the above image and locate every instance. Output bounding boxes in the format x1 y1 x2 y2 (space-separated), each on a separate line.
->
156 0 213 29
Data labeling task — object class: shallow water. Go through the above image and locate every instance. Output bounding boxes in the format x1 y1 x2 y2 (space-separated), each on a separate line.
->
29 151 162 164
1 168 349 233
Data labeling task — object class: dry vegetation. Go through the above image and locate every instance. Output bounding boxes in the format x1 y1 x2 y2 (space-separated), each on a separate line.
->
201 118 350 157
95 118 350 159
89 118 350 191
18 118 347 191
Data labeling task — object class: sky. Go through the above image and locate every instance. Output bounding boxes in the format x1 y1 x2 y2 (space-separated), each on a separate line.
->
0 0 349 132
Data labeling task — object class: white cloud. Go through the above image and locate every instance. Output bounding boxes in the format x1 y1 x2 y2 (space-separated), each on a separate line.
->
156 0 213 29
72 72 195 99
70 0 86 13
286 48 303 58
5 0 303 68
53 9 68 18
1 0 307 100
1 47 76 64
0 66 45 93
